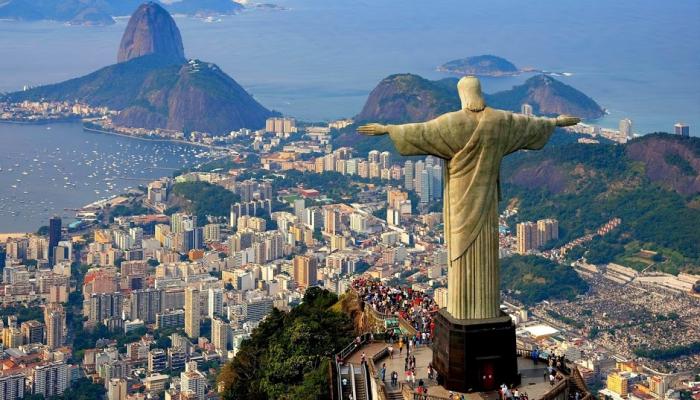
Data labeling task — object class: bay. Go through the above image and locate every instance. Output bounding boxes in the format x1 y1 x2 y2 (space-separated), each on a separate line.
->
0 122 205 232
0 0 698 231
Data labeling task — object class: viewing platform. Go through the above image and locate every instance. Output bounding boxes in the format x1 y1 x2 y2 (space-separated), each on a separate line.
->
331 288 594 400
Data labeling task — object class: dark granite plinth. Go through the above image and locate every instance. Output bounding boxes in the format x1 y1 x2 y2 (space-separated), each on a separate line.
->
432 309 520 392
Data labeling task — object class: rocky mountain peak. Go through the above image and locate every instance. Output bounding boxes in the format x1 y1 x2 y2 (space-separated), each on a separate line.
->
117 2 185 64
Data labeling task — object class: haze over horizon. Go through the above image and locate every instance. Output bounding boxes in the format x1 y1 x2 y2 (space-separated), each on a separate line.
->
0 2 699 400
0 0 698 133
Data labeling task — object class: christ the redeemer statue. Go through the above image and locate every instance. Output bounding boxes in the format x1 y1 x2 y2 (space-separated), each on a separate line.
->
359 76 579 321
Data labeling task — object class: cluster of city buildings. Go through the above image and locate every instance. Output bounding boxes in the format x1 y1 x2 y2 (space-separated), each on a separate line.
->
0 106 696 400
521 103 691 144
0 100 111 123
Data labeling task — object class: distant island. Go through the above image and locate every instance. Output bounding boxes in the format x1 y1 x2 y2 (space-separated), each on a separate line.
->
1 2 272 135
437 55 520 77
436 54 574 79
0 0 244 26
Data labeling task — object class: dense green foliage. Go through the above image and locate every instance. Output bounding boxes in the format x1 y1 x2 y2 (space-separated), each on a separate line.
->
53 378 106 400
218 287 354 400
172 181 240 223
110 202 150 218
665 153 695 176
501 255 589 305
634 341 700 361
488 75 604 118
0 305 44 323
501 137 700 272
3 55 181 108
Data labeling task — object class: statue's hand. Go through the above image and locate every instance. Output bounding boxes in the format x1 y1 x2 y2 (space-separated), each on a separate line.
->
357 123 389 136
555 115 581 127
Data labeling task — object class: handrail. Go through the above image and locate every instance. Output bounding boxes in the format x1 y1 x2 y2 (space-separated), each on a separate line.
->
338 332 373 361
366 359 388 400
350 363 358 400
334 332 374 400
539 377 568 400
364 302 418 336
336 357 344 400
361 361 372 400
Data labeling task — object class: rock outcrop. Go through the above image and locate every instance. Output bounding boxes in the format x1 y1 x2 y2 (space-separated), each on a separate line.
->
489 75 606 120
355 74 460 123
2 3 272 133
117 2 185 64
355 73 605 124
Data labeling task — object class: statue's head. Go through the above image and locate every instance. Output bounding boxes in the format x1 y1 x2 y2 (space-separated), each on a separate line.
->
457 76 486 112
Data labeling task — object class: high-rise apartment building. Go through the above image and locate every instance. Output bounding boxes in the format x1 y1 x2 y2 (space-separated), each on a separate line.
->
130 288 163 324
181 362 206 400
404 160 414 190
293 255 317 288
107 378 127 400
33 361 68 398
536 219 559 246
619 118 632 139
674 122 690 137
211 317 231 352
148 348 167 373
0 374 25 400
208 288 224 319
185 287 200 338
516 222 539 254
45 303 65 350
48 216 61 266
20 320 44 345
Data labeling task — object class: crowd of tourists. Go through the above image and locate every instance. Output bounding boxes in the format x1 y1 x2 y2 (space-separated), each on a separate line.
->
351 277 439 338
350 278 574 400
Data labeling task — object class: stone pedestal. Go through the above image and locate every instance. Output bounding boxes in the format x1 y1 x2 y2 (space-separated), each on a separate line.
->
432 309 520 392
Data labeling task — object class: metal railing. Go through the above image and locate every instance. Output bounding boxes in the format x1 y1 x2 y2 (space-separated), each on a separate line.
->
360 361 372 400
366 359 388 400
362 297 419 336
335 332 374 400
539 378 568 400
350 363 358 400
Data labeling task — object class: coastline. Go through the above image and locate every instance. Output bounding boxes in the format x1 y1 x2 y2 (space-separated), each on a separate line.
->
0 117 80 125
81 125 226 150
0 232 30 242
0 121 216 233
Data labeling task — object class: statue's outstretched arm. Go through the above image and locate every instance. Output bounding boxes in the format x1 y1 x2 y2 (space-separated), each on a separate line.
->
358 114 455 158
502 113 579 155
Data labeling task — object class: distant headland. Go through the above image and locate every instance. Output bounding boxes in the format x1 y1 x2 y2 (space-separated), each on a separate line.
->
0 0 245 26
437 54 573 78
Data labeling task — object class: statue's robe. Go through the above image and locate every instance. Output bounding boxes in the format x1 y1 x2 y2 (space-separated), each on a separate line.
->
388 107 556 319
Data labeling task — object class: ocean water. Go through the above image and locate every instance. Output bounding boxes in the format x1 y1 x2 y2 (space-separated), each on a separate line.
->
0 122 206 232
0 0 698 132
0 0 698 231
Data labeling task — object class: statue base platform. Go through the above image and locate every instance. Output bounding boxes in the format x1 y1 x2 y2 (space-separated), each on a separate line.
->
432 309 520 392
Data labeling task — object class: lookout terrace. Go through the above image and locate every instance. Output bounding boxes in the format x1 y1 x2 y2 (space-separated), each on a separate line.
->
328 279 594 400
